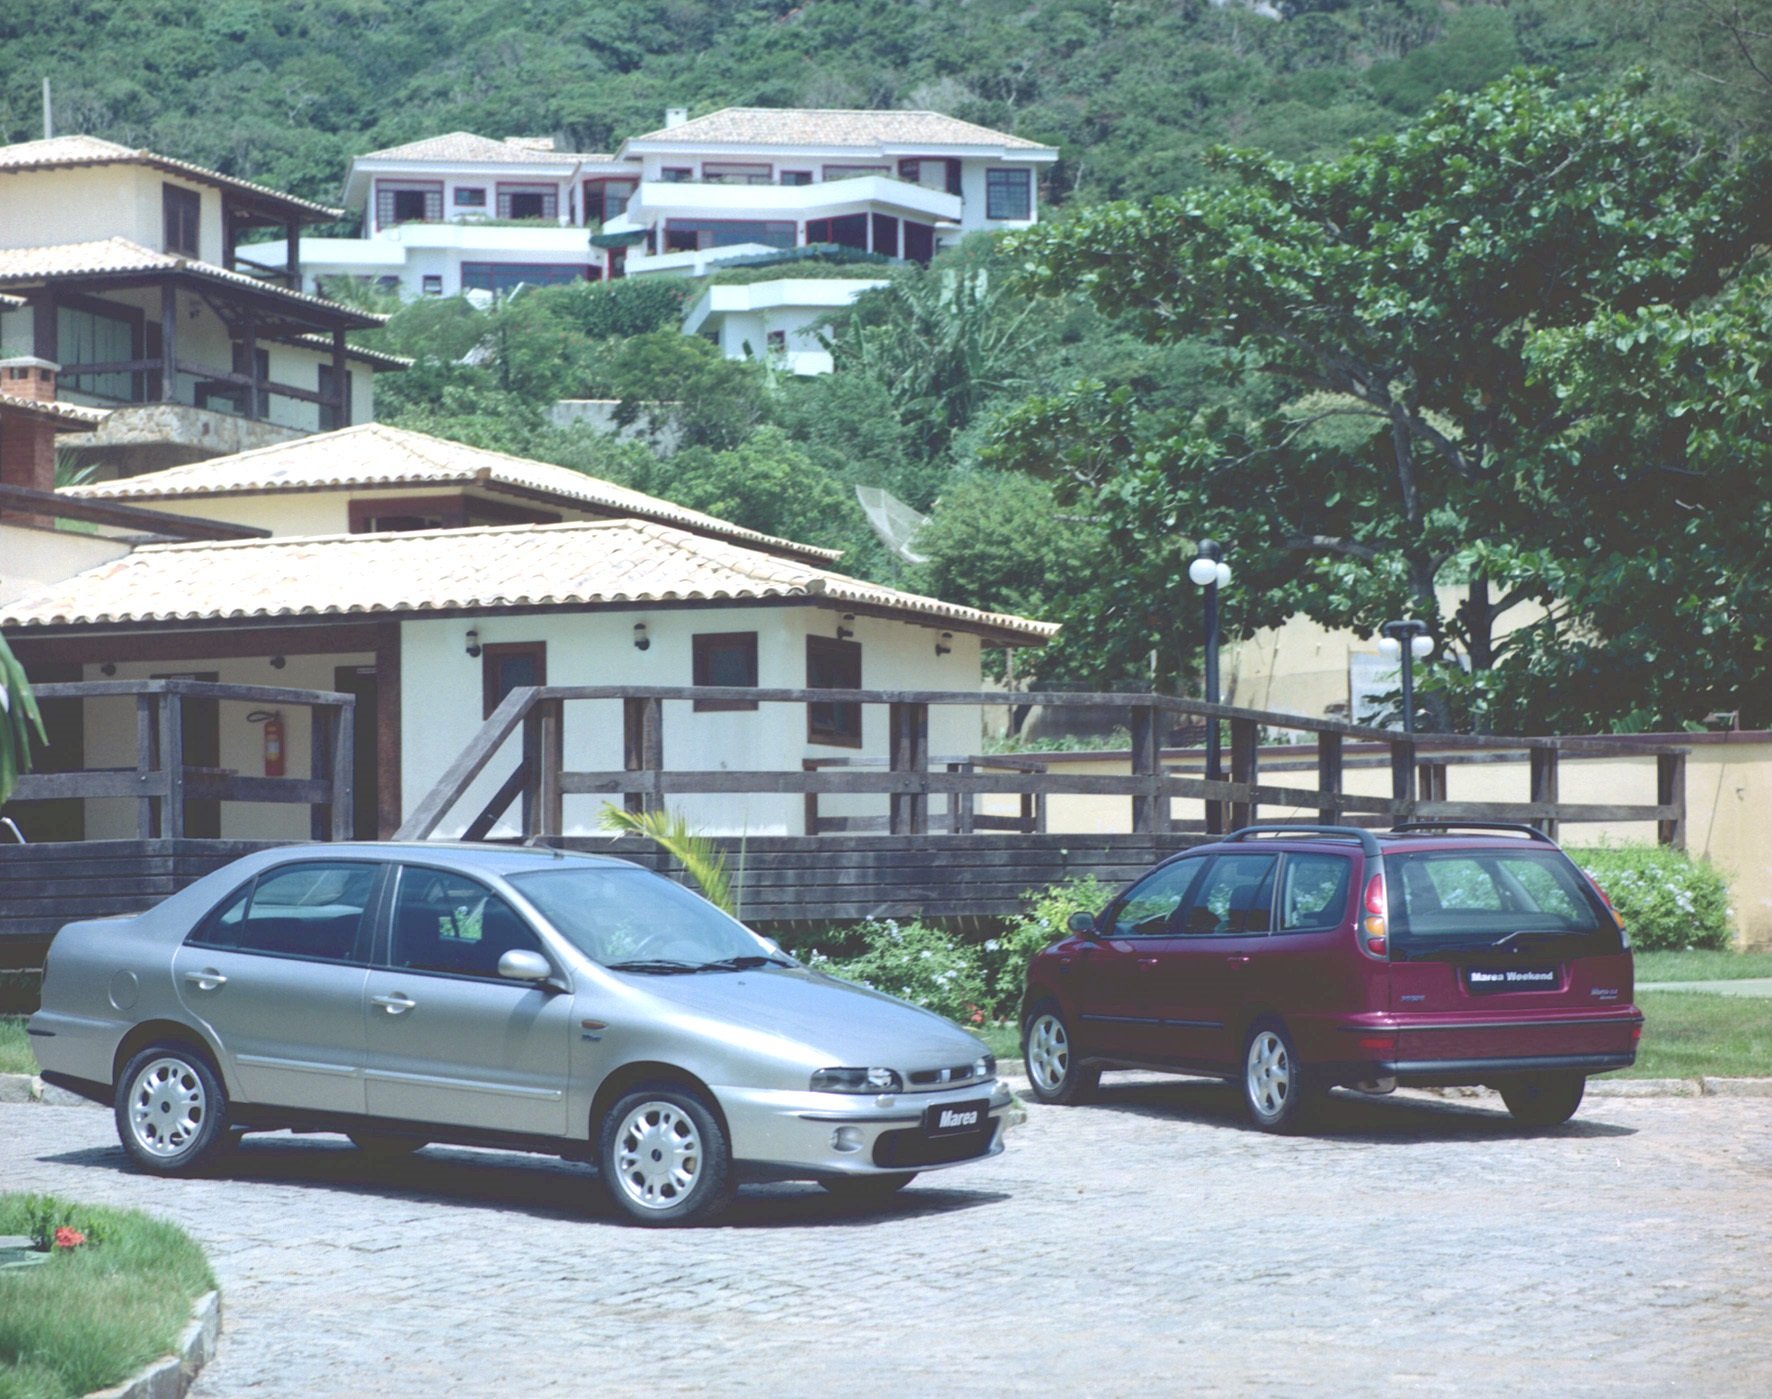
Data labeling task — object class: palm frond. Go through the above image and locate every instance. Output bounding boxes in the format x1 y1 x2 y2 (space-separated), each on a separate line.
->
597 804 737 916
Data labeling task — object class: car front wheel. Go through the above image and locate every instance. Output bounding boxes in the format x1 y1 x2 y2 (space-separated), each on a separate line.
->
1023 1005 1100 1105
1243 1022 1314 1133
115 1043 233 1176
598 1083 735 1227
1499 1074 1586 1128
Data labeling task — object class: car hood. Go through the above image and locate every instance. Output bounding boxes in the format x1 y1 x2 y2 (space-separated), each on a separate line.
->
622 966 984 1068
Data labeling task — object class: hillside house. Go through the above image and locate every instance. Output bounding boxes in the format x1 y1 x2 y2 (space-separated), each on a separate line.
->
0 424 1054 845
0 136 402 477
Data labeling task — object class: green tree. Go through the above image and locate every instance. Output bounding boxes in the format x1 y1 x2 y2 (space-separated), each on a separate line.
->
1001 71 1770 719
583 331 770 451
0 633 46 809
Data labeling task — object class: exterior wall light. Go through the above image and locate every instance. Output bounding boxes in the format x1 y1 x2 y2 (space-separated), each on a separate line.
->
935 631 953 657
633 622 651 651
1189 537 1231 804
464 627 482 658
1377 619 1434 733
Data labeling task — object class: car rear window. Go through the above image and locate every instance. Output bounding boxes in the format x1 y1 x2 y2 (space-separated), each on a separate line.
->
1384 847 1609 950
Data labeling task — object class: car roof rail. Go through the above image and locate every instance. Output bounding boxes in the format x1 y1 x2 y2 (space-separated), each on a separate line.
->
1221 824 1381 857
1386 821 1557 845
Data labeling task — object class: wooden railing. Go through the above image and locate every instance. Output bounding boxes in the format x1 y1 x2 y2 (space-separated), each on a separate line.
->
5 679 355 841
395 686 1688 847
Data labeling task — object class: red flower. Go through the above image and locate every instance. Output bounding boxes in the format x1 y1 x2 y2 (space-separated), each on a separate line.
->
969 1009 985 1024
52 1227 86 1250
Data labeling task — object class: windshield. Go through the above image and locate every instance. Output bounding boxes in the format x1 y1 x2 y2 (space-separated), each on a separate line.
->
1384 847 1615 953
507 866 788 971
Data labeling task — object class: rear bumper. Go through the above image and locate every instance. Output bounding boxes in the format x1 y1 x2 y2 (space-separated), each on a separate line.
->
1379 1052 1636 1087
1311 1009 1643 1087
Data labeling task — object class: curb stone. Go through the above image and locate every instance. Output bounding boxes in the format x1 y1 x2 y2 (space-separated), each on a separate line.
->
999 1063 1768 1099
0 1072 99 1106
87 1289 220 1399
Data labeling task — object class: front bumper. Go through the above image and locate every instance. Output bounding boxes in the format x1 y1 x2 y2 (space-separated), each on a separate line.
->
716 1078 1020 1181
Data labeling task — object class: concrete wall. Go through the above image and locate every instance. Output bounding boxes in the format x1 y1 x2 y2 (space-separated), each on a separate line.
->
0 167 221 261
0 523 133 601
401 604 983 839
980 735 1772 949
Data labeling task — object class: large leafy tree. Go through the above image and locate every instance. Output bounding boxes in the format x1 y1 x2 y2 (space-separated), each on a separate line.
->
1000 70 1770 721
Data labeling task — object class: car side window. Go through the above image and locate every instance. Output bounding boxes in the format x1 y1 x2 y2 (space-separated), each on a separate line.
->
1106 859 1204 937
189 863 377 963
1176 854 1279 936
1279 854 1353 932
388 867 545 979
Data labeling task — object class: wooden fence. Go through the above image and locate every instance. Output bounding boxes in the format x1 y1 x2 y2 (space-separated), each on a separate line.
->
396 685 1687 847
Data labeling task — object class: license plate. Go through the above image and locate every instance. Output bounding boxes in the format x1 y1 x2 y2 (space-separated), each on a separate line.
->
1466 966 1560 995
923 1099 989 1136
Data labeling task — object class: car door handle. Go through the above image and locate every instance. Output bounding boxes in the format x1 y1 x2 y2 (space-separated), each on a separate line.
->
1137 957 1160 969
1226 955 1253 968
183 969 228 991
371 993 417 1015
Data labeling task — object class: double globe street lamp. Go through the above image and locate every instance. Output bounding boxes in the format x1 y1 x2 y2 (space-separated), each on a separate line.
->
1377 619 1435 734
1188 539 1233 789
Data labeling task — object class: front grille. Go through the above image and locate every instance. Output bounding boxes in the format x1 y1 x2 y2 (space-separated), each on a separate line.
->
872 1124 995 1169
907 1063 982 1089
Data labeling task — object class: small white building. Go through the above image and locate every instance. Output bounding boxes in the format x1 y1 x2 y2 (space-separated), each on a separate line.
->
681 277 890 375
3 424 1054 843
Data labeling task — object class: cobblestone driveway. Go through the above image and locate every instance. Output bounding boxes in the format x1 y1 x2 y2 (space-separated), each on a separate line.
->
5 1079 1770 1396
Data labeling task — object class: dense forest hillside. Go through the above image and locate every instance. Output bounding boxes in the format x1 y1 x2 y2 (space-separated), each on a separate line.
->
3 1 1765 210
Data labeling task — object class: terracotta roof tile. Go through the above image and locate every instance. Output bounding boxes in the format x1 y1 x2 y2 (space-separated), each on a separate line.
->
64 422 841 564
627 108 1054 152
358 132 609 164
0 518 1057 644
0 393 106 428
0 135 342 219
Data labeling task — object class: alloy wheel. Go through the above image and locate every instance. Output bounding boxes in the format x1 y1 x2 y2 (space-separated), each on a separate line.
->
1246 1030 1292 1123
612 1099 704 1212
127 1056 207 1159
1027 1012 1071 1094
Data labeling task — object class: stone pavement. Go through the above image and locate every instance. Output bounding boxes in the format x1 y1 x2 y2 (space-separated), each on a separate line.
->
4 1078 1771 1396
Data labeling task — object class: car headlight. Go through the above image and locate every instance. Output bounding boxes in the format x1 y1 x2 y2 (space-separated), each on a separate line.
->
974 1054 996 1080
810 1067 903 1093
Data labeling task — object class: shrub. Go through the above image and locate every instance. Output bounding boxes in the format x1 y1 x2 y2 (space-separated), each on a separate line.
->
807 920 989 1026
981 877 1112 1018
1572 845 1734 952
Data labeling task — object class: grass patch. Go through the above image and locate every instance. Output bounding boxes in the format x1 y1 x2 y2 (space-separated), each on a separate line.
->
1632 950 1772 983
1624 990 1772 1079
980 1023 1021 1061
0 1017 34 1076
0 1194 214 1399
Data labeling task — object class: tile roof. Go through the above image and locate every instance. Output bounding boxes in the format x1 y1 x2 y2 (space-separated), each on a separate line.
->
288 333 414 370
0 393 107 428
0 134 342 219
63 422 843 565
357 132 610 164
0 517 1057 644
627 108 1054 152
0 238 385 328
0 292 23 310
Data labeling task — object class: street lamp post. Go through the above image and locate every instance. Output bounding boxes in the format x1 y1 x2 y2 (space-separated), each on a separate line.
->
1188 539 1233 804
1377 619 1435 733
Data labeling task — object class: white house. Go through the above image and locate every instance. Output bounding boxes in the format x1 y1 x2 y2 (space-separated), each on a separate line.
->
0 135 401 477
681 277 891 375
2 424 1055 844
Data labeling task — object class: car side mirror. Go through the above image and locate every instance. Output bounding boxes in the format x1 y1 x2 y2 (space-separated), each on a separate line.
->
498 949 553 983
1066 910 1098 937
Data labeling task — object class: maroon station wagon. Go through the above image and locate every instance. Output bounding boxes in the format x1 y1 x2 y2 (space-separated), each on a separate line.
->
1020 824 1643 1130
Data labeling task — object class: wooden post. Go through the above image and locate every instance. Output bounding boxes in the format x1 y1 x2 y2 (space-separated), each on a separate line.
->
888 702 929 835
950 761 975 835
622 697 663 815
32 291 57 363
135 693 155 839
1418 760 1448 804
331 330 350 429
241 314 260 420
1529 745 1560 843
373 622 402 839
159 690 185 840
1316 732 1344 826
1657 751 1686 849
1229 716 1259 830
536 698 562 838
1389 736 1416 822
329 700 354 842
1129 704 1163 834
285 218 300 288
159 281 177 403
310 703 331 841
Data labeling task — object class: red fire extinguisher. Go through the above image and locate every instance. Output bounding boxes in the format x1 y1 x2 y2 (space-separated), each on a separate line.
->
249 710 286 777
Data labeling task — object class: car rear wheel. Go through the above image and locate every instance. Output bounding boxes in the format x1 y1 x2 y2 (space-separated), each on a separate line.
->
1243 1022 1314 1133
1499 1074 1586 1128
115 1043 233 1176
1023 1006 1100 1105
598 1083 735 1227
817 1172 918 1201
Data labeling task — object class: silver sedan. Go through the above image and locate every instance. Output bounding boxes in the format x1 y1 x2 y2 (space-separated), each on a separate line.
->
28 843 1014 1226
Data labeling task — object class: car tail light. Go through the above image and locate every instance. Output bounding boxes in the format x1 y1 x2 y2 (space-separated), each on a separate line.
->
1358 1034 1397 1052
1588 876 1630 948
1360 872 1388 958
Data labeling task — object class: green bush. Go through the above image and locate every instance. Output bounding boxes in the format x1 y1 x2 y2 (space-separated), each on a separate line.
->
982 877 1111 1018
1571 845 1734 952
806 920 989 1026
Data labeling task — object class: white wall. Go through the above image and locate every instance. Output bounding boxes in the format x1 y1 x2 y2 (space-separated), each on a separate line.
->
78 650 373 840
0 167 222 259
401 604 985 839
0 524 133 602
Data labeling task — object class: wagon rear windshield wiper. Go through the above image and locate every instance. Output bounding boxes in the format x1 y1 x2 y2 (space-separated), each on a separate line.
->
692 955 796 972
603 959 700 975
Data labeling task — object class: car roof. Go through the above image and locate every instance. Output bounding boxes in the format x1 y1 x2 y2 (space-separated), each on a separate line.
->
267 842 640 873
1173 826 1569 862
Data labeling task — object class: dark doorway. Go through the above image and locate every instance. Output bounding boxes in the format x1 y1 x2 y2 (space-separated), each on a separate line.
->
152 671 220 837
334 665 380 840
